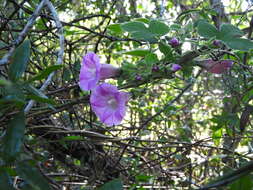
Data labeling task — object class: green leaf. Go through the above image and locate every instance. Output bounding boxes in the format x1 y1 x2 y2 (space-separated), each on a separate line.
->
28 65 63 83
201 161 253 189
61 135 83 141
97 179 123 190
0 78 11 86
135 174 152 182
230 175 253 190
177 9 201 22
1 83 26 108
131 31 157 42
17 161 52 190
170 24 181 31
218 23 244 40
212 128 223 146
197 21 219 38
0 170 15 190
242 88 253 103
223 38 253 51
159 41 172 56
26 95 56 105
2 111 25 162
9 40 30 82
121 21 147 32
121 21 156 42
62 68 71 81
24 84 56 105
144 53 159 66
148 20 170 36
20 184 34 190
107 24 123 34
134 18 150 24
0 95 25 108
121 49 151 57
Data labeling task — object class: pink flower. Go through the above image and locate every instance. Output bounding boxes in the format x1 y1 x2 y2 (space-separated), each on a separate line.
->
100 64 120 80
79 52 120 91
205 59 233 74
79 52 101 91
171 64 182 72
90 83 129 126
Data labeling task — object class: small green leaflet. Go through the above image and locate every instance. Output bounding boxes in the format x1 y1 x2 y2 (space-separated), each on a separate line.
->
8 40 30 82
120 49 151 57
2 111 26 162
97 179 123 190
28 65 63 83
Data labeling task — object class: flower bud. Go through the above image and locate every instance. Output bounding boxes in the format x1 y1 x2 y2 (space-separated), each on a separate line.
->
169 37 180 48
213 40 221 47
152 65 159 72
100 64 120 80
171 64 182 72
203 59 233 74
135 74 142 80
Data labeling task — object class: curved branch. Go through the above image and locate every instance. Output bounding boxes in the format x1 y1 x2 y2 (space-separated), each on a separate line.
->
24 0 65 114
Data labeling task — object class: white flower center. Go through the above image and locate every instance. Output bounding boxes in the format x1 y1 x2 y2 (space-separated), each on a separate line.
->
88 67 96 75
107 97 118 109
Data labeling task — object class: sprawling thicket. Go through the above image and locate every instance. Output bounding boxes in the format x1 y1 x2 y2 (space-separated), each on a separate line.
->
1 0 253 189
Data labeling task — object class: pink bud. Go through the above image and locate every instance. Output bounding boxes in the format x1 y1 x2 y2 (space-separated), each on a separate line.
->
204 59 233 74
100 64 120 80
171 64 182 72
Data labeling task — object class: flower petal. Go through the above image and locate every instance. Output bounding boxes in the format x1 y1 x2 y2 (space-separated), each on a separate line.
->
102 110 122 126
79 52 101 91
99 83 118 95
90 94 107 107
82 52 101 69
79 78 96 91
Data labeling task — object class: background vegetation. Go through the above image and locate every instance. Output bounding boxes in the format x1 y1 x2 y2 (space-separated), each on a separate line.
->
1 0 253 189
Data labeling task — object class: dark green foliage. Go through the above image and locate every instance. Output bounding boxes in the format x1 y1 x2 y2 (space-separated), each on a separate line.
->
8 40 30 82
2 112 25 162
97 179 123 190
0 170 16 190
17 161 52 190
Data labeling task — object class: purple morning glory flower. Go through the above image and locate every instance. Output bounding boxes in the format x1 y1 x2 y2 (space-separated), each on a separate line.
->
169 37 180 48
171 64 182 72
204 59 233 74
79 52 101 91
79 52 120 91
90 83 129 126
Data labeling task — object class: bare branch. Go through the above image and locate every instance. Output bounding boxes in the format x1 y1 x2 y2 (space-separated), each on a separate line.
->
24 0 65 113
